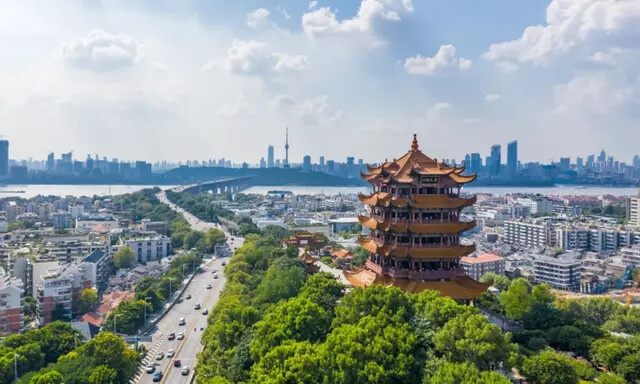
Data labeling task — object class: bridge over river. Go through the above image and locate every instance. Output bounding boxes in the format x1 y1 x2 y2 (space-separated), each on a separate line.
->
172 176 252 195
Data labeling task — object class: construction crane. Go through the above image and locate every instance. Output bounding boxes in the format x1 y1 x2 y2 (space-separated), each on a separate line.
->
626 267 639 306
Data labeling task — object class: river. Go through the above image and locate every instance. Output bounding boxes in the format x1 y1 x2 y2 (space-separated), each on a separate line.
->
0 184 638 198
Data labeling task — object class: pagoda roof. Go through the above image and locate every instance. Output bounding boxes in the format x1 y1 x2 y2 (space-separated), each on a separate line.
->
358 193 477 209
358 237 475 259
358 216 476 234
343 269 488 299
360 134 476 185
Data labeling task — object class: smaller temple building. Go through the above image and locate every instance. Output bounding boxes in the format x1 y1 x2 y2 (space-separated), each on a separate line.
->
345 134 488 301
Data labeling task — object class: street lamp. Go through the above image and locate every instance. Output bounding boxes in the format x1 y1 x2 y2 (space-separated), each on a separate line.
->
144 296 152 326
182 264 187 280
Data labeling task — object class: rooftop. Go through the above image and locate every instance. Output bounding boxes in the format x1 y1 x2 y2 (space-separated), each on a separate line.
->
461 253 503 264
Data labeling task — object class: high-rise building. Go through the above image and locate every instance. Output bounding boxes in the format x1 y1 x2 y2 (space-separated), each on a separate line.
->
586 155 595 168
346 157 354 166
260 157 266 168
470 153 481 174
302 155 311 171
0 140 8 177
284 127 290 168
347 134 487 300
319 156 325 167
633 155 640 168
559 157 570 171
507 140 517 178
267 145 274 168
47 153 55 171
626 196 640 227
327 160 335 173
576 157 584 169
490 144 501 176
598 150 606 162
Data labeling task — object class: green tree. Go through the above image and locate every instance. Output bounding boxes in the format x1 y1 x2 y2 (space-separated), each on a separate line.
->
321 312 420 384
205 228 226 252
500 278 533 320
83 332 138 383
616 353 640 383
23 296 37 319
531 283 555 306
184 230 205 250
113 246 135 269
29 370 64 384
433 312 516 370
479 272 511 292
413 290 477 328
521 350 578 384
76 288 99 315
51 303 68 322
250 297 330 361
254 258 307 305
333 285 413 327
475 291 505 314
430 361 512 384
597 373 628 384
545 325 589 356
88 365 118 384
590 338 632 371
298 273 344 313
249 341 323 384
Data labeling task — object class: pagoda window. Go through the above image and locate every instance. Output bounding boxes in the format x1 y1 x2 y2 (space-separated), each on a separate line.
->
411 187 417 194
399 188 410 197
391 187 396 194
381 186 388 193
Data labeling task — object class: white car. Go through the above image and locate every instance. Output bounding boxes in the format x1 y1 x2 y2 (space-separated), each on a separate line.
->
146 365 155 374
167 349 175 358
181 366 190 376
177 332 185 340
155 352 164 360
206 284 212 289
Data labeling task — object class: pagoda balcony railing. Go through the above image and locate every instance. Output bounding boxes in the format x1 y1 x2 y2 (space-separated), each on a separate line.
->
371 216 458 224
372 239 457 249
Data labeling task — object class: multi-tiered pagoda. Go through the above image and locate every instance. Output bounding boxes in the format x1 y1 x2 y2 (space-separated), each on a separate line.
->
345 134 488 300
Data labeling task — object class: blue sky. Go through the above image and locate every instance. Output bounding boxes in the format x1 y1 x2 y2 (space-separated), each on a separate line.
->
0 0 639 165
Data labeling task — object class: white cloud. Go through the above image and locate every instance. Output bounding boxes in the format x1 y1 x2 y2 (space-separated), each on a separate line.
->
302 0 414 38
273 53 311 72
276 94 342 123
554 72 637 115
484 93 501 102
276 6 291 20
484 0 640 65
246 8 270 29
226 40 272 75
224 40 309 76
404 45 471 76
309 1 318 10
494 61 518 74
61 29 143 71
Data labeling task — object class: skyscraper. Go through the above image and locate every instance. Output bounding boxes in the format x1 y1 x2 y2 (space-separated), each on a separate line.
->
490 144 501 176
267 145 274 168
0 140 8 177
47 152 55 171
319 156 325 167
507 140 517 178
598 150 606 162
284 127 290 168
260 157 266 168
302 155 311 171
470 153 481 173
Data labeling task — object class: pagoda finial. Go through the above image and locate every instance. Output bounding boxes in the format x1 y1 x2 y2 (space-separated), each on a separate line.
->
411 134 419 152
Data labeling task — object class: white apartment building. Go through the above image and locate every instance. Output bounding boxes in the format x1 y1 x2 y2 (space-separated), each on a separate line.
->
504 220 550 248
460 253 505 281
626 196 640 227
516 198 555 215
0 272 24 336
112 235 171 264
37 270 73 325
257 217 285 229
69 205 85 219
534 255 581 290
589 228 620 253
556 227 590 251
621 245 640 267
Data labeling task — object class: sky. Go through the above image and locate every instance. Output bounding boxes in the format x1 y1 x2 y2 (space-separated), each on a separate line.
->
1 0 640 165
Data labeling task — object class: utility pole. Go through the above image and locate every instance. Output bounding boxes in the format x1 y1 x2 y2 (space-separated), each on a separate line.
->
14 352 17 383
114 314 119 334
144 296 151 326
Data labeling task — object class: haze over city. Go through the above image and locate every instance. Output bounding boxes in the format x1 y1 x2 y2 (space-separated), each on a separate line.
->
2 0 640 163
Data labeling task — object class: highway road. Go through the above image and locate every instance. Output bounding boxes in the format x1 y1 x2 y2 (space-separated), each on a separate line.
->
131 191 244 383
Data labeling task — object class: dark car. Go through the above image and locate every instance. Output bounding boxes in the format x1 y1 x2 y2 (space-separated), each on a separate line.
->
174 359 181 367
185 294 191 300
221 261 226 266
167 332 175 340
153 372 163 382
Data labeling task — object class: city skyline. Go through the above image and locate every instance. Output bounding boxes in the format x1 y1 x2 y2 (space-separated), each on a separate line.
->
2 1 640 163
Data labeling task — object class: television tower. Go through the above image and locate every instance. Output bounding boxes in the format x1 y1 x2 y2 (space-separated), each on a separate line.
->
284 126 290 168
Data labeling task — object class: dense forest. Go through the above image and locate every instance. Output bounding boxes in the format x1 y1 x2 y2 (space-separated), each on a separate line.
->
196 233 640 384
